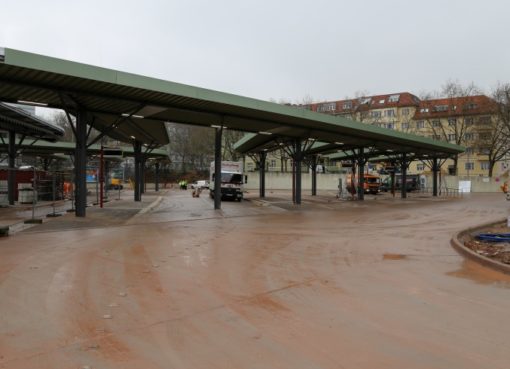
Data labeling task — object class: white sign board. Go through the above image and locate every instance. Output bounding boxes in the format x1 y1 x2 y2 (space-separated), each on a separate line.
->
458 180 471 193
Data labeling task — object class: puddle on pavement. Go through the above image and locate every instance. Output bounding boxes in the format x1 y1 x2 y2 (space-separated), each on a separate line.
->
447 260 510 288
383 253 407 260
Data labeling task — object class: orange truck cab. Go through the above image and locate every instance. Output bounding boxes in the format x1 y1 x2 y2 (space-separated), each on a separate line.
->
346 174 381 194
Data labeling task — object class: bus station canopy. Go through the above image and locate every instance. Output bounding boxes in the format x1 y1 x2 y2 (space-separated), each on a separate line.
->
0 102 63 141
1 48 463 156
0 139 169 160
234 129 463 159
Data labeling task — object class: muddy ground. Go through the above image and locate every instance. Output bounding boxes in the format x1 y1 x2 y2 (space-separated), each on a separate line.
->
1 190 509 369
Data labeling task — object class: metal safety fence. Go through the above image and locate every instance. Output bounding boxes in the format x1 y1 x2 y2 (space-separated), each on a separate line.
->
0 168 76 220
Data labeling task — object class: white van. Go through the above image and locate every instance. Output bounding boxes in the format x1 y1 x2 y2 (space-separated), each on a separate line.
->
191 180 209 189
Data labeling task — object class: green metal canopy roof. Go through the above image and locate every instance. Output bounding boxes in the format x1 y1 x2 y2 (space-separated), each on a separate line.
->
234 130 463 159
0 102 64 141
234 124 464 158
0 139 169 159
0 48 463 156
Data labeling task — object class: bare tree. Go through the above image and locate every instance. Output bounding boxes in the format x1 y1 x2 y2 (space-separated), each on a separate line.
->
167 123 214 173
493 82 510 131
222 129 244 161
52 111 74 142
422 81 482 175
51 111 119 146
474 114 509 177
299 94 314 106
476 82 510 177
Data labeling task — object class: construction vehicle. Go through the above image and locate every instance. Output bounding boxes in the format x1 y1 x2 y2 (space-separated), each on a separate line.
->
209 161 244 201
108 168 124 189
346 173 381 194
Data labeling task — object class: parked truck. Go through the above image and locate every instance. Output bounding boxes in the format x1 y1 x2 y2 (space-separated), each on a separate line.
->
209 161 244 201
380 174 420 192
346 173 382 194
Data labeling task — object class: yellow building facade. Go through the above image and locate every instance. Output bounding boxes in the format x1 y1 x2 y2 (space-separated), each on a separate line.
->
243 92 504 178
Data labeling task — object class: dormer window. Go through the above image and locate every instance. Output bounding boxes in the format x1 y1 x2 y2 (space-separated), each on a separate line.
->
433 105 448 112
317 102 336 112
388 94 400 103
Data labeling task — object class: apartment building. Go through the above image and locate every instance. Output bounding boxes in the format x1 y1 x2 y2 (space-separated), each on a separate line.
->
242 92 504 177
411 95 501 176
306 93 503 177
308 92 420 133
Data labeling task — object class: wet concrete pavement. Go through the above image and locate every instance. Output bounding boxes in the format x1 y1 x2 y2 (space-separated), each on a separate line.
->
0 189 509 368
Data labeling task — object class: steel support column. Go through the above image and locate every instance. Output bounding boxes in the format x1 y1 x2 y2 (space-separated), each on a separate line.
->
214 127 222 210
391 168 396 197
259 151 266 198
155 162 160 192
292 159 295 203
134 141 142 202
357 148 365 201
311 155 318 196
75 110 88 217
295 139 302 205
432 157 439 197
7 130 16 205
99 146 104 208
104 159 110 199
140 157 146 194
401 153 408 199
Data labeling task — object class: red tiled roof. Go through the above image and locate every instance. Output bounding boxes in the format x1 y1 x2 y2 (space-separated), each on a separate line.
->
305 92 420 114
413 95 497 119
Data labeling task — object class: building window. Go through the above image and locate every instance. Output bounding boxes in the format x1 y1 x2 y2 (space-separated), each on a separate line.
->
465 117 474 126
479 133 491 140
479 147 490 155
342 101 352 110
448 118 456 126
417 164 425 171
447 134 456 141
480 161 490 170
432 119 441 127
387 123 395 129
465 162 474 170
478 116 491 125
317 102 336 112
371 111 382 118
269 159 276 168
385 109 395 117
465 147 474 154
402 108 410 116
388 94 400 103
464 133 474 140
434 105 449 112
402 122 409 129
416 120 425 129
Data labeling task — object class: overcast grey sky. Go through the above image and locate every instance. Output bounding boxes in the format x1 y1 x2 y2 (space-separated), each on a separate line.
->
2 0 509 103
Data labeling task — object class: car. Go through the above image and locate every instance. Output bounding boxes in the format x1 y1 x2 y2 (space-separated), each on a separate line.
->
191 180 209 189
